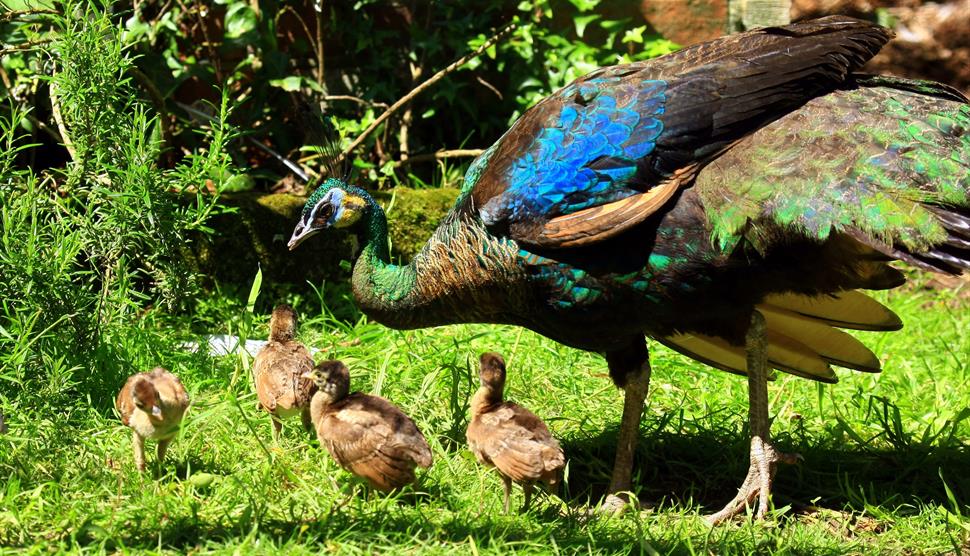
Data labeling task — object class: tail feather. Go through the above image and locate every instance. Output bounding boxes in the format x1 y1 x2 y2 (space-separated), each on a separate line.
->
762 290 902 331
758 305 881 372
660 290 899 382
659 330 837 383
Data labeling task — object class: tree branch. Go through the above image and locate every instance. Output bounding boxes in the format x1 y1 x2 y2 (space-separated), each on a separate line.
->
324 95 388 109
335 21 516 167
0 9 58 23
393 148 484 168
0 38 53 57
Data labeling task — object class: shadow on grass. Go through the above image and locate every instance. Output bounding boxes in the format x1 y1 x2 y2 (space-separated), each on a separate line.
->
560 414 970 515
72 496 643 553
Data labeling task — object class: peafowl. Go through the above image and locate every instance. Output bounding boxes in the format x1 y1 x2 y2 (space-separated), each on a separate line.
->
303 360 433 491
289 16 970 520
252 304 316 442
467 352 566 513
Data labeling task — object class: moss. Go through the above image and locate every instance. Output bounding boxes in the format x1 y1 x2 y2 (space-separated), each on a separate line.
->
373 187 460 260
188 187 460 288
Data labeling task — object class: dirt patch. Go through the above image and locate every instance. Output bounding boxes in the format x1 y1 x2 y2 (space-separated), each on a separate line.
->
793 0 970 94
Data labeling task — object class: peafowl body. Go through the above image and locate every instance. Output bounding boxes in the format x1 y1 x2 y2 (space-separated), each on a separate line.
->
290 16 970 519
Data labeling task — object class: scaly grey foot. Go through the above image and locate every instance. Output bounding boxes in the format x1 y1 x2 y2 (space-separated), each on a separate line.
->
706 436 801 525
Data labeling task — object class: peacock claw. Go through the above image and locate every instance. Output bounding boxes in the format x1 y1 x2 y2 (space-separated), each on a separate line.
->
706 436 800 525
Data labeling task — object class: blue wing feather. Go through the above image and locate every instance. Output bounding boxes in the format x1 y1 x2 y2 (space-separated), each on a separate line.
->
479 78 667 225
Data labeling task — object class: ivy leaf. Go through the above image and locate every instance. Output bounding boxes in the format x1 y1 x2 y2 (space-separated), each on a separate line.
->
622 26 646 45
269 76 325 93
225 3 258 39
269 76 302 92
566 0 600 11
573 14 599 38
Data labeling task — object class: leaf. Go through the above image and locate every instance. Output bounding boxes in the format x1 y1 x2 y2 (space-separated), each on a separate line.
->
269 76 303 92
221 174 255 192
246 266 262 314
622 26 646 45
225 3 258 39
567 0 600 11
573 14 599 38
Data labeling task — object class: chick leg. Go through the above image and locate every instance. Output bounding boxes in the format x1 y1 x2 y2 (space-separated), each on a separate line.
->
501 475 512 515
301 408 313 435
522 483 534 513
707 310 800 525
271 416 283 443
132 432 146 472
602 339 652 514
156 438 172 471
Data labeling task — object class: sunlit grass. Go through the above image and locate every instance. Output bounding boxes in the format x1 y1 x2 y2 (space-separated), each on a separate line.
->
1 275 968 554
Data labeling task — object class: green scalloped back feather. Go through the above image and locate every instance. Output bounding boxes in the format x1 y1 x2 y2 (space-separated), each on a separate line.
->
698 85 970 254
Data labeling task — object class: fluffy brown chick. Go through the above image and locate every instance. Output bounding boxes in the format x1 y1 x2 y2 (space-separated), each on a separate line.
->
467 352 565 513
303 360 433 491
116 367 190 472
253 304 316 441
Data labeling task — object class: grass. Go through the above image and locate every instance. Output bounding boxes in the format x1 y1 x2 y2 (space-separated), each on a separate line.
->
1 275 968 554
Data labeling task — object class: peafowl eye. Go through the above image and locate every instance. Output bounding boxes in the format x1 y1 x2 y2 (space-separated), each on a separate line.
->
290 16 969 521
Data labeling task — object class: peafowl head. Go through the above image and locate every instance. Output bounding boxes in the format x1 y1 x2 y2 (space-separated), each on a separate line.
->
269 304 298 342
478 352 507 394
288 179 371 250
302 360 351 404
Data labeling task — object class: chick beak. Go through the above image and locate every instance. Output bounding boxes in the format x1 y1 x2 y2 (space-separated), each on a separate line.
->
151 405 163 418
301 371 315 381
287 221 318 251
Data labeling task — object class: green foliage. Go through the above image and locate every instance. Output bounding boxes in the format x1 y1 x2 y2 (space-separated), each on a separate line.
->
0 2 239 418
21 0 675 189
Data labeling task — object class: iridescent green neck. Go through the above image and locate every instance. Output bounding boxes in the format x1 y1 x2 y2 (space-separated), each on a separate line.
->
351 193 449 329
349 189 525 330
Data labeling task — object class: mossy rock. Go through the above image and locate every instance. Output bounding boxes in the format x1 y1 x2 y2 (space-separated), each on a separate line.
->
190 187 459 287
372 187 461 260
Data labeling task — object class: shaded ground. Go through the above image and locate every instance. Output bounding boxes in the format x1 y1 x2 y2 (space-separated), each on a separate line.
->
793 0 970 94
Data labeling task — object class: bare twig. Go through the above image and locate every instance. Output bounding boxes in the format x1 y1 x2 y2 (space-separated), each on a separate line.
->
398 62 423 162
47 79 77 163
0 38 54 57
315 1 325 89
334 21 516 167
476 75 503 99
324 95 388 109
176 101 311 182
0 8 58 23
393 148 484 168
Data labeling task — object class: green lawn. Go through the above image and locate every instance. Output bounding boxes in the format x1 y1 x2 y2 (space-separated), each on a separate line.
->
1 275 968 554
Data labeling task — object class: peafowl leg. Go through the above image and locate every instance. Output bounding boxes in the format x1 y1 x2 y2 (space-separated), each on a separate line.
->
522 483 534 513
707 310 800 525
501 475 512 515
602 340 652 514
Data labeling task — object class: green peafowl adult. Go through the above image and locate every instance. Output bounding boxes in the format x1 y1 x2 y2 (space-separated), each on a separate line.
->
288 16 970 521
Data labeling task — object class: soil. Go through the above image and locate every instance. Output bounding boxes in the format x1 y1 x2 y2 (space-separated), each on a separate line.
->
792 0 970 94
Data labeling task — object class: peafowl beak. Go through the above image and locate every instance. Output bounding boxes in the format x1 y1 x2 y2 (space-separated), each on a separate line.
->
287 220 319 250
